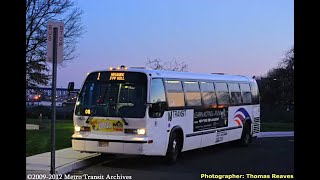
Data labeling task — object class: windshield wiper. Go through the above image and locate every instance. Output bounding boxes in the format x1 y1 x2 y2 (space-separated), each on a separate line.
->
118 111 128 125
121 117 128 126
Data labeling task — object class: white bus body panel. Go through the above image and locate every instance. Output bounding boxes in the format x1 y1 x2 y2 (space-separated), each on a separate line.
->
71 68 260 156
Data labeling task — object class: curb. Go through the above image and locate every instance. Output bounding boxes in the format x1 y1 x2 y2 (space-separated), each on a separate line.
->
55 153 102 174
257 131 294 138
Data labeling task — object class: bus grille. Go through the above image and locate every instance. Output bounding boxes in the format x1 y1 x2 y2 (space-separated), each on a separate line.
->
253 117 260 134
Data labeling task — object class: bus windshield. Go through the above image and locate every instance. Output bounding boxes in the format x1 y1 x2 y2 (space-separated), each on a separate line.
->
75 72 147 118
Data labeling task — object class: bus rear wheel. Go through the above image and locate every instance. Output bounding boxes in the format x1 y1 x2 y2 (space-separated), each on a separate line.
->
165 131 181 164
238 123 252 146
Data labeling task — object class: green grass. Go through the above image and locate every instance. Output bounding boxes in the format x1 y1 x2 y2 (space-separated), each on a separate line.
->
261 122 294 132
26 119 74 157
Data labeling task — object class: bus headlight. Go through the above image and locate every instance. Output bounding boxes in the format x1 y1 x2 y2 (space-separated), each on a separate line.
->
75 125 81 132
137 128 146 135
75 125 90 132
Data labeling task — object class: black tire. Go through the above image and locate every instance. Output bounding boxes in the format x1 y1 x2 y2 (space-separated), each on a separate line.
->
165 131 181 164
238 123 252 146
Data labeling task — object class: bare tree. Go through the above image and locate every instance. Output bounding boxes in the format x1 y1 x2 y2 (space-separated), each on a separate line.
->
26 0 85 89
146 59 188 72
279 46 294 71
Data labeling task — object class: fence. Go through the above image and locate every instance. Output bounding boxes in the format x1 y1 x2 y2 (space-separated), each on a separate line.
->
26 105 74 120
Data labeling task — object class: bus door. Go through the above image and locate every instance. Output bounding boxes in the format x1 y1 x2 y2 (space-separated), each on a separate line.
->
147 78 169 155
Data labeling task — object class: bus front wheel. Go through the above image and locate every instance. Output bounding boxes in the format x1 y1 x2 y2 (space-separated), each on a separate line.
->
165 131 182 164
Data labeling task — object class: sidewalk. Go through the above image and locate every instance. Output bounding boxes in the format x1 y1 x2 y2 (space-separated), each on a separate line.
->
26 131 294 177
26 148 102 176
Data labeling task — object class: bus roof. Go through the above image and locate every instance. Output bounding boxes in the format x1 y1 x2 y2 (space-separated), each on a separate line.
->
91 67 254 82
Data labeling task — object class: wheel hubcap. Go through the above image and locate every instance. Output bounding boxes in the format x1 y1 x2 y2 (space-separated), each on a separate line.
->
173 140 177 150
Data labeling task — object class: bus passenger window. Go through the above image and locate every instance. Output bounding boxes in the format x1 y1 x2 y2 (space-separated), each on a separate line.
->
240 83 252 104
165 80 185 107
150 79 166 103
229 83 242 105
251 81 260 104
149 79 166 118
200 82 217 107
183 81 202 106
215 82 230 106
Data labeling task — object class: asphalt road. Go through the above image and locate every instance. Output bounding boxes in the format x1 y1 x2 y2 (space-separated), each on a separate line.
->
69 137 294 180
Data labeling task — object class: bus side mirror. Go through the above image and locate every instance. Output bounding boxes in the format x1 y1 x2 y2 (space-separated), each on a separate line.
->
68 82 74 92
149 101 166 118
152 101 166 111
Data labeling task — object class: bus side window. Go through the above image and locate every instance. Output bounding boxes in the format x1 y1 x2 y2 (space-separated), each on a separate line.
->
215 82 230 106
149 78 166 118
240 83 252 104
228 83 242 105
183 81 202 107
200 82 217 108
251 81 260 104
150 79 166 103
164 80 185 107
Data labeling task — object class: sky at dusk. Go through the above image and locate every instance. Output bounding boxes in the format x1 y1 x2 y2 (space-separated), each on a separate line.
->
54 0 293 88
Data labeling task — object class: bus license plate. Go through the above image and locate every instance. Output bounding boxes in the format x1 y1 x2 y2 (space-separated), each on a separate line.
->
98 141 109 147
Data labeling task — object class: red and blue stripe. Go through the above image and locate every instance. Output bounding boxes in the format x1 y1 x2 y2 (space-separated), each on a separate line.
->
233 108 251 126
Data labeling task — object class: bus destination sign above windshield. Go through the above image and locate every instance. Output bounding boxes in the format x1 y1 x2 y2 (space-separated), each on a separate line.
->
109 72 125 80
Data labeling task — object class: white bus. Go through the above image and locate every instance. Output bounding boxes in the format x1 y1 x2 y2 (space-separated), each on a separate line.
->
69 66 260 163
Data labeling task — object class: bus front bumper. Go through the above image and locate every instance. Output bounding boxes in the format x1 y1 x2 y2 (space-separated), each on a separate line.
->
71 134 154 155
